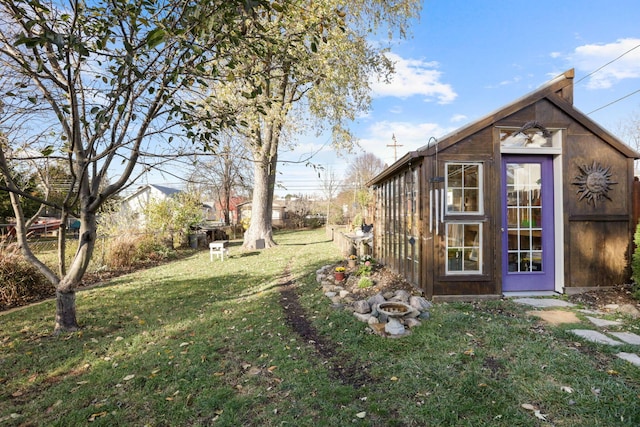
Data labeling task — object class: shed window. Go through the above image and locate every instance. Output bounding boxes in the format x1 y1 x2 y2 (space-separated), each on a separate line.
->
445 163 482 214
446 223 482 274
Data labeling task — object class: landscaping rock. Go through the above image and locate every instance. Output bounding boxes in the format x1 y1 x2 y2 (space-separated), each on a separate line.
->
339 290 350 298
354 312 372 323
325 291 337 298
405 318 422 328
353 300 371 314
392 290 410 303
404 307 421 318
367 293 386 307
617 304 640 318
385 318 406 335
418 311 431 320
410 296 432 311
383 291 395 300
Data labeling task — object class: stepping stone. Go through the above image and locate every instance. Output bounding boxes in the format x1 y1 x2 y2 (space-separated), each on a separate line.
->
569 329 623 346
616 352 640 367
513 298 576 308
527 310 580 325
578 309 605 316
609 332 640 345
585 316 623 328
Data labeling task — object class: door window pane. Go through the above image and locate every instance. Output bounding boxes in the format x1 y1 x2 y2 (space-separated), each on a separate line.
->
506 163 543 273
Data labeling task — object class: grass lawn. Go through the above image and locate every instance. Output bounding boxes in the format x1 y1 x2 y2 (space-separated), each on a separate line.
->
1 229 639 426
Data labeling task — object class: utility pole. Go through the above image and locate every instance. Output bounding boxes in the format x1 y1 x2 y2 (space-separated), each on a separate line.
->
387 133 403 162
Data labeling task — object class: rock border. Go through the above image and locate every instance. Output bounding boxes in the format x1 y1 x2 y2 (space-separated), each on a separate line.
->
316 265 431 337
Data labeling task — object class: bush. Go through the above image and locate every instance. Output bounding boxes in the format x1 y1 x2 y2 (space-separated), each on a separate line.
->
632 223 640 300
134 235 176 262
357 277 373 289
0 246 53 310
106 234 176 269
105 234 140 269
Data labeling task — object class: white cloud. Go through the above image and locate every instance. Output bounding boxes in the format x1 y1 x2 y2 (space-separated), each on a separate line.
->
371 53 457 104
450 114 468 123
568 38 640 89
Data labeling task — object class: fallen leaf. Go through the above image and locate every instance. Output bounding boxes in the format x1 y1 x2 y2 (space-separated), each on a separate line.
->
390 376 399 381
561 386 574 393
607 369 619 376
268 365 277 372
11 391 23 397
123 374 135 381
213 372 225 377
356 411 366 418
179 342 190 347
521 403 536 411
533 410 547 421
88 411 107 422
463 349 475 356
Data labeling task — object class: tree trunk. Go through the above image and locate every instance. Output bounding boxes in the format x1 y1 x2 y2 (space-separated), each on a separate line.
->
243 153 277 249
53 211 98 333
54 290 79 333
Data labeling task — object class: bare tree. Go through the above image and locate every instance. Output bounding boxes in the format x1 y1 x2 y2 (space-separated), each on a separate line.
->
343 152 385 224
319 166 341 224
187 131 253 225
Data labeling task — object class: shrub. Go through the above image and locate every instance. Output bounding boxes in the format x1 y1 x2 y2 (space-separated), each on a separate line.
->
632 223 640 300
134 235 176 262
357 277 373 289
0 246 53 309
105 234 140 269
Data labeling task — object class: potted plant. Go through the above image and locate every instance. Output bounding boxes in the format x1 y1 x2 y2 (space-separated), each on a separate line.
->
334 266 346 281
347 254 357 268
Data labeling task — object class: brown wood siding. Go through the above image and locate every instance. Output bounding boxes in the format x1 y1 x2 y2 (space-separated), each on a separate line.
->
563 120 633 287
567 220 631 286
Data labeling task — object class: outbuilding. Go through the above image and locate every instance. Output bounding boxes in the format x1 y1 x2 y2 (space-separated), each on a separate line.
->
368 69 639 300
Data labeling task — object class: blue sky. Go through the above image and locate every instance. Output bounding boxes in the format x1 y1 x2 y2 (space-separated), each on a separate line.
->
274 0 640 196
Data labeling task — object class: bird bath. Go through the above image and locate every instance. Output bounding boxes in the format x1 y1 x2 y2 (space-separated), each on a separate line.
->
377 302 411 317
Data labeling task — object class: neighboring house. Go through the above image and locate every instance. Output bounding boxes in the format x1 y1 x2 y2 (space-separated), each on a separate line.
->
120 184 183 219
237 200 288 227
368 69 640 301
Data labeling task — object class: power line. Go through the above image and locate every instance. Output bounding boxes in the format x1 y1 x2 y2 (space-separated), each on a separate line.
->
575 43 640 85
587 88 640 115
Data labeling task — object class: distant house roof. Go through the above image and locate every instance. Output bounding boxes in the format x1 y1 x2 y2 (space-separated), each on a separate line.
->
121 184 182 203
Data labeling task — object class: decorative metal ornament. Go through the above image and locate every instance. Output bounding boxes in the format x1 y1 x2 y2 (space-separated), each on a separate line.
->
572 161 617 207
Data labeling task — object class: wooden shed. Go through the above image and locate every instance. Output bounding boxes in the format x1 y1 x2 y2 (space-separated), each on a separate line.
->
368 69 640 301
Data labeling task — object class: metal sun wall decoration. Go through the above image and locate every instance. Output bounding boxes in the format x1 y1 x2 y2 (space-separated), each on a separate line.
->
572 161 617 207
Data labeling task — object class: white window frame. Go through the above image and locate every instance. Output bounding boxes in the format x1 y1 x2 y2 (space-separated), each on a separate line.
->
445 162 484 215
445 222 483 275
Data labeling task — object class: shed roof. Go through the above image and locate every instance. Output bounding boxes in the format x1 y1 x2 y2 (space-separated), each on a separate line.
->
369 69 639 186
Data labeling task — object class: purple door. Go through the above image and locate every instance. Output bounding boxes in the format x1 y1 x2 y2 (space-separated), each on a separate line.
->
502 156 555 292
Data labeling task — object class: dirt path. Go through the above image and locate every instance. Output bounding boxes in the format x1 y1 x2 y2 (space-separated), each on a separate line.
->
277 267 373 388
